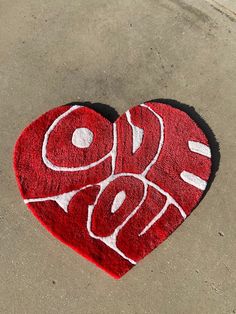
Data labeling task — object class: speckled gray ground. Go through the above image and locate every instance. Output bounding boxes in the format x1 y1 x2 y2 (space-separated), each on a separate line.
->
0 1 235 313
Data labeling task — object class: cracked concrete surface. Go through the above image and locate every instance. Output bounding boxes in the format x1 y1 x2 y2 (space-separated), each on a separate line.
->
0 0 235 313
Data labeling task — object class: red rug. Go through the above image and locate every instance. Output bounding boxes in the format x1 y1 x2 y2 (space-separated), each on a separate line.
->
14 102 211 279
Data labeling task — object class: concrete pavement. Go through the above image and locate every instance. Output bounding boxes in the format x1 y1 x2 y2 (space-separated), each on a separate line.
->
0 0 235 313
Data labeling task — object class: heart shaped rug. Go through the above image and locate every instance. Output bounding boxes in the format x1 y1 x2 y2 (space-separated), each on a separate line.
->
14 102 212 278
